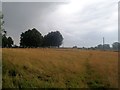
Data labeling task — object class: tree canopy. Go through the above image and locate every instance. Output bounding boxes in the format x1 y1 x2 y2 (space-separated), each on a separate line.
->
20 28 43 48
112 42 120 51
2 35 8 48
0 12 4 34
7 37 14 48
2 35 14 48
20 29 63 48
43 31 63 47
0 12 5 47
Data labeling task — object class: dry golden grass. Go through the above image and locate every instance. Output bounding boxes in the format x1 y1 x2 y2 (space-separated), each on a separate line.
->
2 48 118 88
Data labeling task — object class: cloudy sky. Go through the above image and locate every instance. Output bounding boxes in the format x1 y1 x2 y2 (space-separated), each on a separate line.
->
2 0 118 47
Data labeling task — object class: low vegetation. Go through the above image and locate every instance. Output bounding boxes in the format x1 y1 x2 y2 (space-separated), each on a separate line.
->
2 48 118 88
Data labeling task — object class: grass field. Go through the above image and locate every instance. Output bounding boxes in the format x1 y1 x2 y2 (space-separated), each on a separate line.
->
2 48 118 88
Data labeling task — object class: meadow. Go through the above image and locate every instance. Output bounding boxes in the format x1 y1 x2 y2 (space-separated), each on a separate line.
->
2 48 118 88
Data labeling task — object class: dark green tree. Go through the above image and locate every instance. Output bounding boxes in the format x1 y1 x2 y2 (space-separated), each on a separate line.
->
43 31 63 48
112 42 120 51
2 35 14 48
0 12 8 48
7 37 14 48
20 28 43 48
2 35 8 48
103 44 110 50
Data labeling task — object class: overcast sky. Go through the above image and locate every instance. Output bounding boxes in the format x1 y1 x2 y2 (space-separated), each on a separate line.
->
2 0 118 47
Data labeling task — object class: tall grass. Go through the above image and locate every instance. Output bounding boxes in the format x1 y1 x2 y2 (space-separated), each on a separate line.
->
2 48 118 88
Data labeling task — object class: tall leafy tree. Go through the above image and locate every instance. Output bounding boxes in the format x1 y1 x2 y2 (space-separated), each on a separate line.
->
2 36 14 48
112 42 120 51
0 12 4 47
20 28 43 48
0 12 7 47
43 31 63 47
2 35 8 48
0 12 5 34
7 37 14 48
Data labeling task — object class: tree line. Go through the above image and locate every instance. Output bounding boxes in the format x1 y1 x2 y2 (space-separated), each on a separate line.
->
74 42 120 51
0 12 119 51
20 28 63 48
95 42 120 51
2 28 63 48
0 12 63 48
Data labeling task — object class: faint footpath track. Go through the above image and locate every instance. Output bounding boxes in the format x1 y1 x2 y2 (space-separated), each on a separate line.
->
83 53 110 88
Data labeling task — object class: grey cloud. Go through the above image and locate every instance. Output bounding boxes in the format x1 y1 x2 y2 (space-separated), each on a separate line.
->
2 1 118 47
